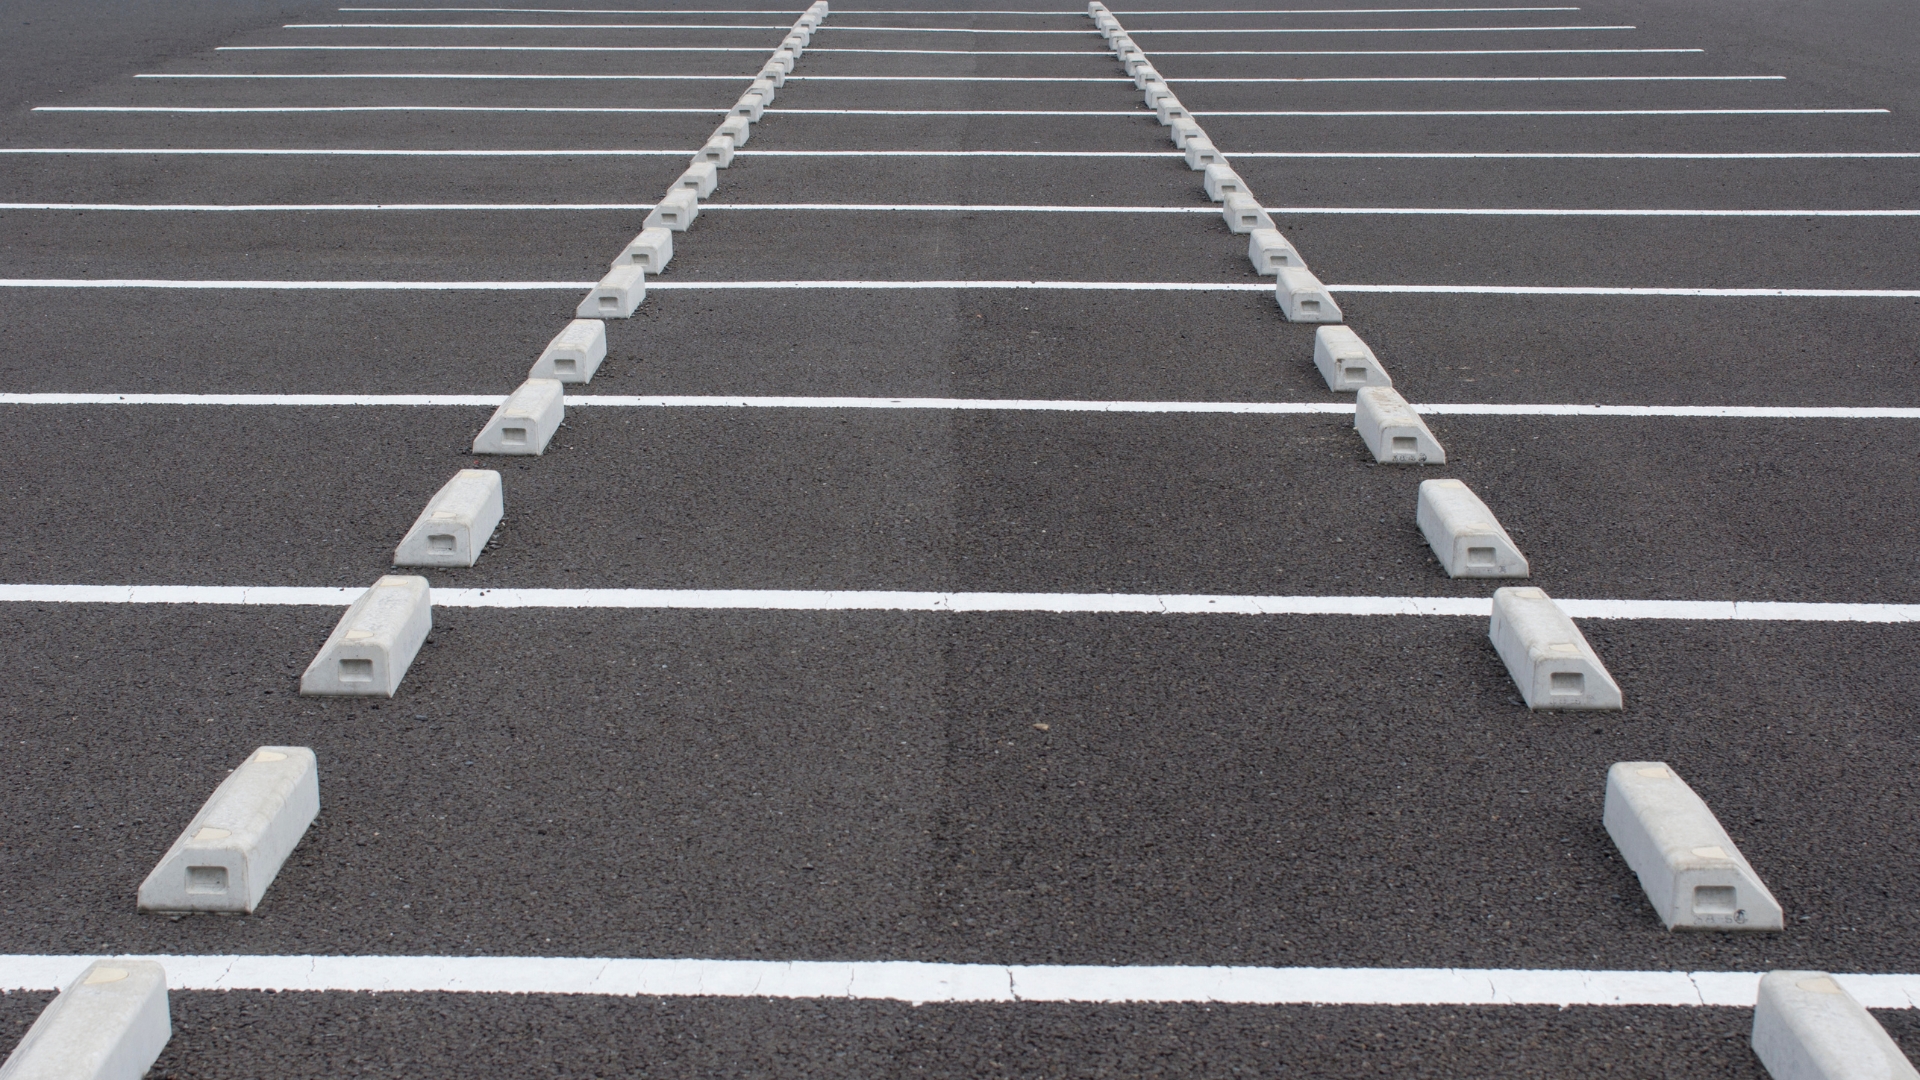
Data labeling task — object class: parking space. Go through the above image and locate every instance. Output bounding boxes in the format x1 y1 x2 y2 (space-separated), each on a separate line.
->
1 0 1917 1075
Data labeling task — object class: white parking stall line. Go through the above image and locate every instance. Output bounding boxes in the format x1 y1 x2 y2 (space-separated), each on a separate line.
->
1230 151 1920 158
213 45 1705 53
35 106 734 113
114 72 1788 84
68 104 1879 118
48 107 1859 117
1118 23 1636 32
288 20 802 26
2 956 1918 1007
220 44 794 51
132 73 855 80
1145 47 1698 53
0 586 1914 622
337 6 1594 13
14 148 1910 159
285 21 1634 31
5 393 1916 420
2 279 1918 297
6 203 1917 217
1202 109 1886 115
1162 74 1781 81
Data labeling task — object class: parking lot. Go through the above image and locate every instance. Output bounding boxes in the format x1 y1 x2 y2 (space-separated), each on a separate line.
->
1 0 1917 1074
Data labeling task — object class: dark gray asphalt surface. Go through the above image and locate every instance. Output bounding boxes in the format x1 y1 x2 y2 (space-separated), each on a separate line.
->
4 991 1910 1080
2 0 1918 1075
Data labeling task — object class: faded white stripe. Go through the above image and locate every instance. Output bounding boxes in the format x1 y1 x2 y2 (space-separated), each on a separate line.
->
0 585 1915 622
4 955 1918 1007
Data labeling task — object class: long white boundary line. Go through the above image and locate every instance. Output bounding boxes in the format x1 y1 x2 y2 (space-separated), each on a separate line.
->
1 279 1917 297
2 955 1918 1007
3 394 1915 419
0 586 1914 622
37 107 1881 118
337 6 1592 13
11 202 1919 216
287 21 1635 30
129 72 1774 83
6 149 1912 159
217 46 1706 54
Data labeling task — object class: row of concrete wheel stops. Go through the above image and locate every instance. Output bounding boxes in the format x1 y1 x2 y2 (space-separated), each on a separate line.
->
1086 6 1916 1076
0 7 834 1076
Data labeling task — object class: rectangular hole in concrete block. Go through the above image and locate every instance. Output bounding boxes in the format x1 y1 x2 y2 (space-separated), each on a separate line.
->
1694 885 1738 913
661 211 678 224
1343 366 1368 382
427 534 456 552
339 658 373 682
503 427 528 444
1239 213 1259 226
598 296 618 311
1550 671 1584 695
1468 546 1497 566
1299 299 1320 313
1391 436 1417 452
187 866 228 893
554 358 576 374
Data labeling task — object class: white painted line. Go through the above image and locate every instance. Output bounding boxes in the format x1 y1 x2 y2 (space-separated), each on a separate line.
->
343 5 813 10
337 6 1592 12
1120 23 1635 32
1144 47 1697 53
2 279 1917 297
0 955 1913 1008
0 954 1883 1007
1263 207 1920 216
217 45 1704 54
0 202 670 211
0 202 1211 210
1331 285 1920 297
1233 151 1920 158
0 586 1914 622
0 278 598 289
4 394 1915 420
290 20 799 26
12 148 1913 159
36 106 733 114
218 44 781 50
46 107 1861 117
134 73 824 80
286 21 1633 31
1190 109 1889 116
7 203 1917 217
0 148 712 157
1166 75 1781 81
